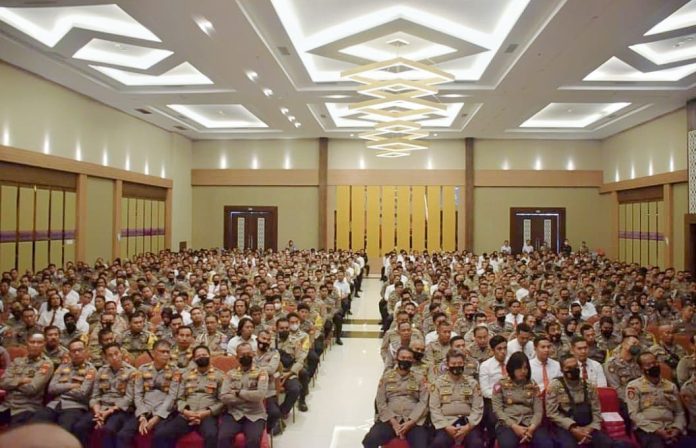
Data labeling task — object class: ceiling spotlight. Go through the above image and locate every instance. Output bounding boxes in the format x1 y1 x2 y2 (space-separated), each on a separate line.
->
262 88 273 97
280 107 289 114
350 133 355 137
323 94 351 99
193 16 215 36
245 70 258 82
440 93 467 98
433 133 438 137
287 115 296 122
294 122 301 128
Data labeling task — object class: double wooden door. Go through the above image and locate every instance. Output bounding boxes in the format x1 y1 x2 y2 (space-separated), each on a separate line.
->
510 207 566 254
223 206 277 251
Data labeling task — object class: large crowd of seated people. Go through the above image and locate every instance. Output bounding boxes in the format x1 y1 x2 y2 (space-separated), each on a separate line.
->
0 247 364 447
0 243 695 448
366 245 696 448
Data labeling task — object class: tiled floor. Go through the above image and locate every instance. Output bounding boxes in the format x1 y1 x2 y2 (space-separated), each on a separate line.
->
275 277 383 448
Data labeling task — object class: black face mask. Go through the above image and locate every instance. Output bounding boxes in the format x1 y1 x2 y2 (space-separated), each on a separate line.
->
465 313 474 321
497 316 506 325
278 331 289 341
397 360 413 371
239 355 253 367
413 351 424 362
629 345 641 356
102 323 112 331
65 322 76 333
550 334 561 342
257 341 269 352
563 367 580 381
194 357 210 368
449 366 464 376
601 330 613 338
645 365 661 378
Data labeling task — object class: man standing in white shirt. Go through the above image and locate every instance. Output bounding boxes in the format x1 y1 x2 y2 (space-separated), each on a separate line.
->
500 240 512 255
571 336 607 387
506 323 535 360
59 281 80 308
522 239 534 254
575 290 598 320
530 335 561 393
479 335 508 447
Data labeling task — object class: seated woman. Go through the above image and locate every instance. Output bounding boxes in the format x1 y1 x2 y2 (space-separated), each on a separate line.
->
491 352 553 448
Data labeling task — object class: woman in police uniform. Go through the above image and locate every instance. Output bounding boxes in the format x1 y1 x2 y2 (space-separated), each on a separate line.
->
491 352 553 448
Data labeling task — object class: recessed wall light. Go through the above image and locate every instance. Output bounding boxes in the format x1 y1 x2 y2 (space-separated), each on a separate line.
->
262 88 273 96
194 16 214 36
280 107 289 114
294 122 302 128
246 70 259 82
323 94 351 99
440 93 467 98
287 115 296 122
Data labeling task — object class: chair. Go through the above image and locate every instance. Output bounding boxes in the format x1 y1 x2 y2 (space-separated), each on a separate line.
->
211 355 238 373
7 346 27 360
176 429 271 448
134 352 153 367
596 387 639 447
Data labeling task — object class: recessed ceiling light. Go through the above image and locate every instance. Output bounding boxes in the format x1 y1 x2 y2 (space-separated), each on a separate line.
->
193 16 215 36
350 133 355 137
440 93 467 98
73 38 173 70
91 62 212 86
246 70 259 82
294 122 301 128
287 115 296 122
280 107 289 114
0 4 161 47
262 88 273 96
323 94 351 99
433 133 438 137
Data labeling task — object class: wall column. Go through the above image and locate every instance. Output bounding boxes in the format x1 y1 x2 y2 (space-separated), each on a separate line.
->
610 191 619 260
112 180 122 259
464 137 474 250
165 188 173 250
664 183 674 268
318 137 328 250
75 174 87 262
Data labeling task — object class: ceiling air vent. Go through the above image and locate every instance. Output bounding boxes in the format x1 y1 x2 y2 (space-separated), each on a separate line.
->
135 108 151 114
505 44 519 53
173 125 187 131
277 46 291 56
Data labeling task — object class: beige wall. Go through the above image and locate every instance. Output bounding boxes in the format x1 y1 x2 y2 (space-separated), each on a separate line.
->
191 139 319 169
601 108 686 182
0 61 192 251
85 177 113 264
474 187 611 255
192 186 318 250
475 139 602 170
673 182 688 271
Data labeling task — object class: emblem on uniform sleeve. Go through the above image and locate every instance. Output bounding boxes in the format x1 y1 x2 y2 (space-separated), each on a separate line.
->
626 387 636 400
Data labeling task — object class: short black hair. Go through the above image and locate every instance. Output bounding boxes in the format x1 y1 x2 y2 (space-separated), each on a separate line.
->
489 335 507 350
506 352 531 380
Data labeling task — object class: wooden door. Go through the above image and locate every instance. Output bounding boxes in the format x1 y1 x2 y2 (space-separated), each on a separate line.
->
510 208 566 254
224 206 278 251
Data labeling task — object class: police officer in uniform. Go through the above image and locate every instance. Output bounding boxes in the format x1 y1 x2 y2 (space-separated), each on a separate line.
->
466 326 493 364
118 340 178 447
363 347 429 448
492 352 553 448
44 325 69 368
424 321 453 382
0 332 53 426
31 338 97 433
121 311 156 359
170 325 195 370
254 329 282 435
282 313 312 412
274 317 305 417
604 334 642 429
626 351 695 448
218 342 269 448
430 348 484 448
74 342 137 448
152 345 224 448
680 373 696 436
546 354 631 448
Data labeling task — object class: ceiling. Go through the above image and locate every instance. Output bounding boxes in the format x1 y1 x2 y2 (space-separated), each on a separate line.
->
0 0 695 141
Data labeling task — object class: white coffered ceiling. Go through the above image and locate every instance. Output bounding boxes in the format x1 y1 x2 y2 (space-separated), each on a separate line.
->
0 0 695 141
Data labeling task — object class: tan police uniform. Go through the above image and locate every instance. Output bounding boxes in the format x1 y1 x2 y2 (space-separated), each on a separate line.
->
196 331 228 356
466 342 493 364
605 354 642 401
121 329 156 358
625 376 686 434
0 354 53 420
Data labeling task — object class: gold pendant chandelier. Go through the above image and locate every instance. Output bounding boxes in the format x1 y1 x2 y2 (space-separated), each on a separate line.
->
341 57 454 157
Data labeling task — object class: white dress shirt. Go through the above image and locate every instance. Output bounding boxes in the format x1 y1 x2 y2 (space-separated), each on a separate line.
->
226 334 258 356
506 338 536 360
425 331 458 346
530 357 562 392
500 245 512 255
577 301 598 320
522 244 534 254
579 358 607 387
479 357 508 398
505 313 524 327
60 290 80 307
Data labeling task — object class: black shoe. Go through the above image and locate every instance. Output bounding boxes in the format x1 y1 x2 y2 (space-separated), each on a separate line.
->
272 422 284 436
298 401 308 412
355 294 361 298
335 339 343 345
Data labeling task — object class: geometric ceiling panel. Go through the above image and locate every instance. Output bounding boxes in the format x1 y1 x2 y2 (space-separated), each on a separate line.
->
645 0 696 36
268 0 531 82
90 62 213 86
73 38 173 70
629 34 696 66
519 102 631 128
325 101 464 128
167 104 268 128
0 4 160 47
583 56 696 82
